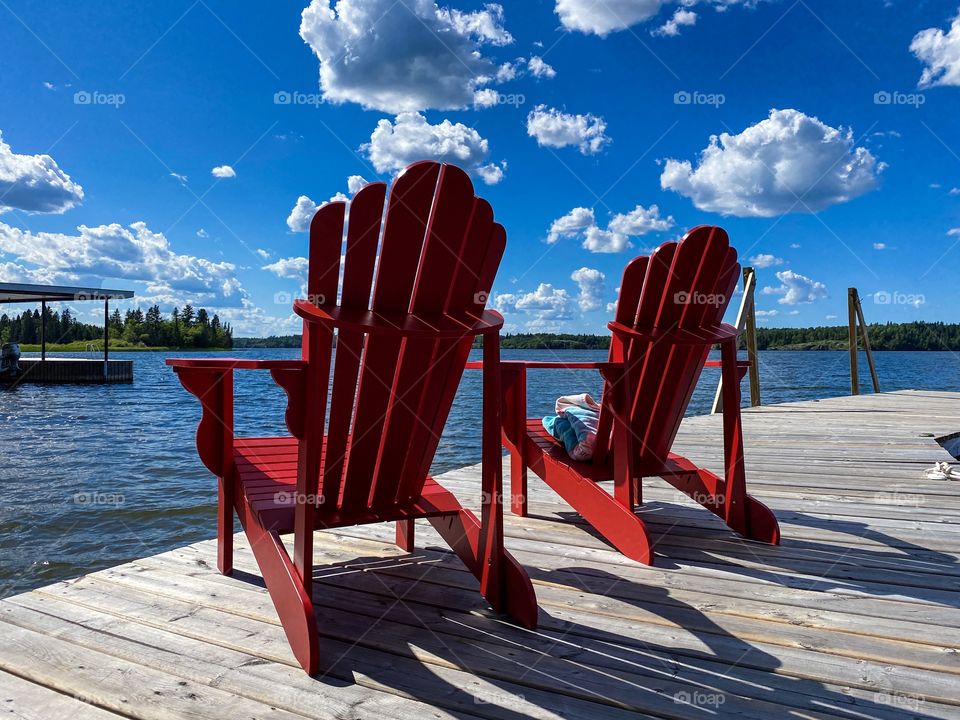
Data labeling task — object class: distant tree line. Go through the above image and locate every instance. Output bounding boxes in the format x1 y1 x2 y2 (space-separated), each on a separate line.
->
0 304 232 348
494 333 612 350
754 322 960 351
234 335 301 348
159 321 960 352
464 323 960 351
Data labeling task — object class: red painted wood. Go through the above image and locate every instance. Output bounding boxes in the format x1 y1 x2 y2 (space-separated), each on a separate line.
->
400 214 506 499
321 181 386 512
484 226 780 567
168 161 537 674
383 168 486 508
340 162 440 512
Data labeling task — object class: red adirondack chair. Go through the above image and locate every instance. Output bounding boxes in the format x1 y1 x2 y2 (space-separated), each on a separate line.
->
492 226 780 565
167 161 538 675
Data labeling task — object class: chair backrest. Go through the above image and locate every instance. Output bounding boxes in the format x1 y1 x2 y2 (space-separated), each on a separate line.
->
300 161 505 515
600 226 740 470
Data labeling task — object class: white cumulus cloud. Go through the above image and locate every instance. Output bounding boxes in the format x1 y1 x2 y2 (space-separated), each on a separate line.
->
547 204 674 252
495 283 573 330
0 131 84 214
528 56 556 78
555 0 664 36
660 109 883 217
363 112 505 184
527 105 610 155
211 165 236 179
286 175 370 233
911 10 960 88
571 267 606 311
748 253 783 268
0 220 244 305
263 256 310 282
286 195 322 233
555 0 759 36
653 8 697 37
762 269 827 305
299 0 513 112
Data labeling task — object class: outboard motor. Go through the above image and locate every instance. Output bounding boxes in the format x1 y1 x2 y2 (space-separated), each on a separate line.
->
0 342 21 380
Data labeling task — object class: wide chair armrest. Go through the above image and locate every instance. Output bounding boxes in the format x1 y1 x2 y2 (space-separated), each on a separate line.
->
166 358 307 371
167 358 309 475
465 360 618 371
294 300 502 339
607 321 740 345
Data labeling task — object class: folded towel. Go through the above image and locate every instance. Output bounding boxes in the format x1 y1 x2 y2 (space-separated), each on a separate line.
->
543 393 601 461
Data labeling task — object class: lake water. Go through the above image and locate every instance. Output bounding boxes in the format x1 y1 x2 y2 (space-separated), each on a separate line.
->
2 348 959 597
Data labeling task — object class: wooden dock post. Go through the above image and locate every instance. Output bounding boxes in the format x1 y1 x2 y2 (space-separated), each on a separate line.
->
712 267 759 414
847 287 880 395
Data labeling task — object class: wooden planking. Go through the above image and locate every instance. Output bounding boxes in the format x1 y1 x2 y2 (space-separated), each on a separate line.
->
1 390 960 719
0 669 125 720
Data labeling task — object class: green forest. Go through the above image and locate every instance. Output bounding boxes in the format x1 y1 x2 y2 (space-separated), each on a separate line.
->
238 322 960 351
0 304 232 349
480 322 960 351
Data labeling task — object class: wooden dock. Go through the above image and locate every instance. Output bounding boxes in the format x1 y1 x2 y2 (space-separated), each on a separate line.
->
15 358 133 384
2 390 959 719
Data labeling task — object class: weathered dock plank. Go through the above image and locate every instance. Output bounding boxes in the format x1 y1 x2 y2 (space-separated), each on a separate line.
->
1 390 959 719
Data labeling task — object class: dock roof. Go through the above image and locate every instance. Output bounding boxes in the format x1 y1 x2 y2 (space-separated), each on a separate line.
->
0 282 134 304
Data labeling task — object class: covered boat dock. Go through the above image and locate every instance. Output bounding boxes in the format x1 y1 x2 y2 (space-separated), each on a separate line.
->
0 282 135 384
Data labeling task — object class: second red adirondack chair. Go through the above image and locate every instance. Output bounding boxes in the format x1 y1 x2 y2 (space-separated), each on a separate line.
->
167 161 538 674
491 226 780 565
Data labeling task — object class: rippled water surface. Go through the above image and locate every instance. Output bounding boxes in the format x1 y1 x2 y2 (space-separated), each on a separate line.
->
2 348 958 596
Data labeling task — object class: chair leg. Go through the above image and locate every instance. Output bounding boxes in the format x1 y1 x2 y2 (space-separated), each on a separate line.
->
237 499 319 674
536 463 654 565
428 509 538 629
396 518 415 551
510 450 528 517
217 477 234 576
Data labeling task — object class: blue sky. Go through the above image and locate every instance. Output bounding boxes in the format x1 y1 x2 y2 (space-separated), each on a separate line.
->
1 0 959 335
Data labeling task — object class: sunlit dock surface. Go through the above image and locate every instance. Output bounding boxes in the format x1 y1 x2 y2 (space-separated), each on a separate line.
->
1 390 959 719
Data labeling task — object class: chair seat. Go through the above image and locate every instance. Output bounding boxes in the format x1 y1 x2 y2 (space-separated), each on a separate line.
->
233 436 461 533
524 420 615 482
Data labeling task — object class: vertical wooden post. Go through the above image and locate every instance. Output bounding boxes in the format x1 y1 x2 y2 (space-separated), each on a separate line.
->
847 288 859 395
40 300 46 361
743 268 761 407
103 297 110 381
712 267 759 414
854 292 880 393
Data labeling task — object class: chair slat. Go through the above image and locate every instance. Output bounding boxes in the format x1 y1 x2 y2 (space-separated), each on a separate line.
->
340 161 441 511
371 165 476 508
320 182 386 511
396 196 499 502
642 228 736 461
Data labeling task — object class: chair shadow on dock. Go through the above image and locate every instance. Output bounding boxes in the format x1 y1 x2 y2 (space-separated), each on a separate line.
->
541 486 960 610
214 530 945 720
